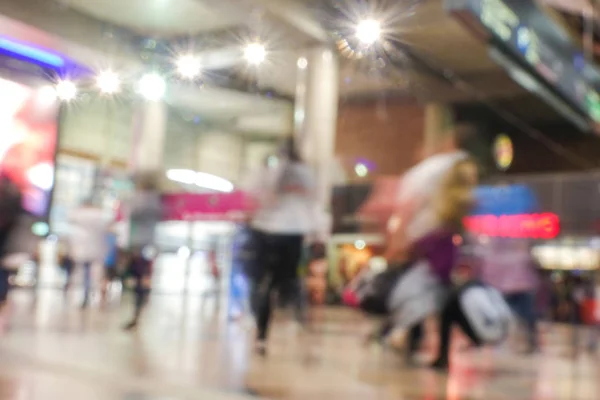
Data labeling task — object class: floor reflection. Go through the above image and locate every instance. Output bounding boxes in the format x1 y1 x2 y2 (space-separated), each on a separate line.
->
0 289 597 399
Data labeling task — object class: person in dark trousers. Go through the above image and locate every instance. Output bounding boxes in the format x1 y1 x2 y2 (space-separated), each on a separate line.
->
243 138 317 356
0 175 23 306
124 251 153 329
61 250 75 293
431 285 483 370
122 173 161 330
477 238 539 355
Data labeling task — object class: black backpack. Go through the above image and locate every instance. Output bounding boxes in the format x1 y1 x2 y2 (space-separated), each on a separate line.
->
358 264 408 315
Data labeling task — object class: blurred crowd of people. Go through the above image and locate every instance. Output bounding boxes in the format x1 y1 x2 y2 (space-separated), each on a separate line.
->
0 132 598 372
0 171 162 330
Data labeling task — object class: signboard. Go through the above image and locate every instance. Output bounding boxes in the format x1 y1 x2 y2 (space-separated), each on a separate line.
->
471 184 537 216
493 134 513 170
447 0 600 124
463 212 560 239
161 191 255 221
0 78 59 217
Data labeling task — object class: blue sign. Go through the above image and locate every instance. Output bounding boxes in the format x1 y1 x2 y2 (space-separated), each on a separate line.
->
471 184 538 216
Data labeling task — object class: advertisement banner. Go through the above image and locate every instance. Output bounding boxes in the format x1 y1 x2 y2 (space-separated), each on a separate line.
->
161 191 255 221
0 78 59 217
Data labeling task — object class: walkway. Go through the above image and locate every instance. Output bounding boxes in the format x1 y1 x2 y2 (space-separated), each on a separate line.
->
0 289 596 399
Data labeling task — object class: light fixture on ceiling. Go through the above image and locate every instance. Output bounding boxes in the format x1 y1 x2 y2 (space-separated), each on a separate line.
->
176 55 201 79
356 19 381 45
0 38 65 68
166 169 234 193
354 163 369 177
195 172 234 193
177 246 191 259
244 43 266 65
166 169 196 185
138 73 166 101
297 57 308 69
55 80 77 101
27 163 54 190
96 70 121 94
36 86 58 106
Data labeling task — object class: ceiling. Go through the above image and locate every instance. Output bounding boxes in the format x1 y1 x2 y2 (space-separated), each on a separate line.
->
0 0 578 130
50 0 524 103
57 0 245 36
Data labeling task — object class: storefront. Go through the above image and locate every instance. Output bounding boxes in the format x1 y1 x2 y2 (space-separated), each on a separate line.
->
479 173 600 271
327 234 384 291
0 44 88 288
49 155 131 236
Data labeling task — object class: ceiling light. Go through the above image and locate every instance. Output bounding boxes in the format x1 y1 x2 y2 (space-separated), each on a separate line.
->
355 163 369 177
297 57 308 69
27 163 54 190
166 169 196 185
36 86 57 105
177 246 191 259
195 172 234 193
176 55 201 78
166 169 234 193
355 240 366 250
0 38 65 68
55 80 77 101
356 19 381 45
97 70 120 94
138 73 166 101
244 43 266 65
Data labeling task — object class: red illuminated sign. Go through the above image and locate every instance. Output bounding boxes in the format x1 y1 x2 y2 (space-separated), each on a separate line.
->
463 213 560 239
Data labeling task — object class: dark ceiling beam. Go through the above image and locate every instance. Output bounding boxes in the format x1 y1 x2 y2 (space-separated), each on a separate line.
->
538 0 593 16
540 2 586 45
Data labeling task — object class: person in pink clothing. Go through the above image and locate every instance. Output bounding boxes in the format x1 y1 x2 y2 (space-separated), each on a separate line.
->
478 238 539 353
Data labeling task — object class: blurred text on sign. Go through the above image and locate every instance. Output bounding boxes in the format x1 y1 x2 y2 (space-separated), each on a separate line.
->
463 213 560 239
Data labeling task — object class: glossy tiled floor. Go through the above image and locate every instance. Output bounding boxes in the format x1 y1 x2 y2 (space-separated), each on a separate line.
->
0 288 597 399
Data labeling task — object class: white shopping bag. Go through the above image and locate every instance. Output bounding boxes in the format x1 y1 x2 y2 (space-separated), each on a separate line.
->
459 284 512 344
388 261 445 329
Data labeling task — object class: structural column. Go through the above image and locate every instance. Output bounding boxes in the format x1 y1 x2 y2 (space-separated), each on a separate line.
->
294 46 339 238
130 100 168 177
423 103 455 154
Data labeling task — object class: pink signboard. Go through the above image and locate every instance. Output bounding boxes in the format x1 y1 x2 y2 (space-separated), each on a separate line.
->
161 191 256 221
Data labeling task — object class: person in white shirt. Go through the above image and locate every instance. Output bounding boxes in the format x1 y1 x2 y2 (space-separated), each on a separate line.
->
68 199 110 308
244 138 317 355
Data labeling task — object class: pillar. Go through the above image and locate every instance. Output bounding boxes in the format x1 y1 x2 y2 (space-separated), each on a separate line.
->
130 100 167 177
294 47 339 237
423 103 454 154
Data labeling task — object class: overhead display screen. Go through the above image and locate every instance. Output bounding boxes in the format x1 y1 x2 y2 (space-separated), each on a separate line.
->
0 77 59 217
447 0 600 124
